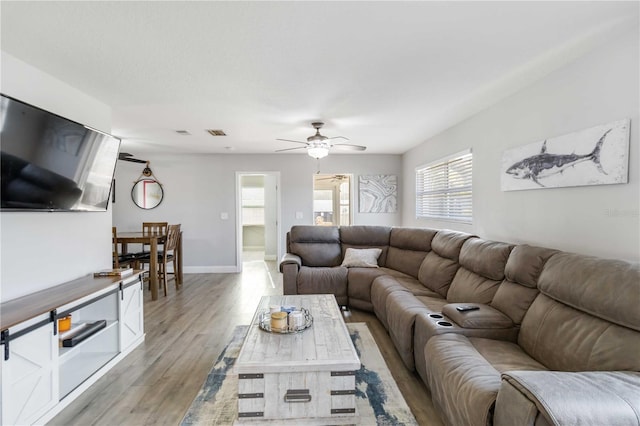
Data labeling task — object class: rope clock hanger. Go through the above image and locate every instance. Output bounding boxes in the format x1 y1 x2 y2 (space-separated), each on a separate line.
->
131 162 164 209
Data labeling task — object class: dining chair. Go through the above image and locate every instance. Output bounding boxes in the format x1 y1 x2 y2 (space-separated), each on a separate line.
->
142 221 168 236
131 221 169 260
112 226 138 269
138 224 181 296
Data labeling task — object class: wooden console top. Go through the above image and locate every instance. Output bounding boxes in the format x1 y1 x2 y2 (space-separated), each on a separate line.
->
1 271 143 331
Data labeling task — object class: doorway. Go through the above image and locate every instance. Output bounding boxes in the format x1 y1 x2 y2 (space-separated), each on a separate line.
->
236 172 281 273
313 174 353 226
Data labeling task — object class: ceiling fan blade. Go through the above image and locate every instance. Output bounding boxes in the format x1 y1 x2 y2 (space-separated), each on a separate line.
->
118 154 147 163
275 146 306 153
120 157 147 163
276 138 308 145
332 144 366 151
316 174 347 181
327 136 350 141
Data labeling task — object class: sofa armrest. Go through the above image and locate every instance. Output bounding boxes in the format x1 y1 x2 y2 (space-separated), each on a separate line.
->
442 303 514 329
495 371 640 426
279 253 302 272
280 254 301 296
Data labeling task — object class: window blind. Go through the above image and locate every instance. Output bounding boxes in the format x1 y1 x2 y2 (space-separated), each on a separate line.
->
415 149 472 223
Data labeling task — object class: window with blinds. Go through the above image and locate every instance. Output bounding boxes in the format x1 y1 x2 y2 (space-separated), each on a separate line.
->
415 149 472 223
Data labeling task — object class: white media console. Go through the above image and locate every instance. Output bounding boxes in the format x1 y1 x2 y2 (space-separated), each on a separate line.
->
0 272 145 425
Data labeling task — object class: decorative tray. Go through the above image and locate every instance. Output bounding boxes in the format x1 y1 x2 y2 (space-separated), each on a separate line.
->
258 307 313 334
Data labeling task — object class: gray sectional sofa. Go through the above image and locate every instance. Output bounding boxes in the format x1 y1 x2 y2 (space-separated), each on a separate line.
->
279 225 640 426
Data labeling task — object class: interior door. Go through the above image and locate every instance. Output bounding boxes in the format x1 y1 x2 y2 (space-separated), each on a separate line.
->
236 172 281 271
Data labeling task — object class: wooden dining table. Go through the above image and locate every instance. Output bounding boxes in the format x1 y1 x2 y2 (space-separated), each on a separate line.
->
116 230 183 300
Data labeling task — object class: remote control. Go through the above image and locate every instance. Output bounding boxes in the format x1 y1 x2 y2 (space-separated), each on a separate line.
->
456 305 480 312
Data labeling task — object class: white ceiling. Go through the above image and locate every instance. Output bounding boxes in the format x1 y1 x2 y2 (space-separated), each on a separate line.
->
1 1 637 157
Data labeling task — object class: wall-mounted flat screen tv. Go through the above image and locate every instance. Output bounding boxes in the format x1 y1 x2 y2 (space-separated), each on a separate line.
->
1 94 121 212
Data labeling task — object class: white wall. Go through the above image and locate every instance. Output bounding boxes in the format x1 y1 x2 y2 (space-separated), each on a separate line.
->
1 52 114 301
402 28 640 262
112 153 401 271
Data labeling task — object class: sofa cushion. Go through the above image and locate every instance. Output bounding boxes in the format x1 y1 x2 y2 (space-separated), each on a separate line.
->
371 274 415 329
446 238 513 304
389 227 436 251
340 225 391 265
496 371 640 426
385 227 437 278
469 337 546 373
395 277 436 297
289 226 342 267
490 244 558 325
489 281 539 326
347 266 414 312
538 252 640 331
459 238 513 281
504 244 559 289
517 253 640 371
426 335 501 426
519 294 640 371
347 267 390 311
416 229 475 298
414 295 449 312
413 310 520 386
431 229 476 262
296 266 348 305
447 268 502 304
386 247 427 278
425 334 545 426
341 248 381 268
386 291 441 371
418 251 460 297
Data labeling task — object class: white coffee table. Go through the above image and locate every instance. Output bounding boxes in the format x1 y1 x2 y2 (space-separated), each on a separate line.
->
235 294 361 424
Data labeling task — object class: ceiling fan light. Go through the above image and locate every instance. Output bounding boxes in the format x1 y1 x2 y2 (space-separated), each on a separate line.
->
308 146 329 159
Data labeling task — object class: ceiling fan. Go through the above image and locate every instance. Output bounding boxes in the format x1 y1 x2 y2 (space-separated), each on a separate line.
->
276 122 366 159
118 152 147 164
315 174 349 181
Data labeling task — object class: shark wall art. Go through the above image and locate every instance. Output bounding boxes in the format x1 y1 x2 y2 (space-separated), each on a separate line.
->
501 119 630 191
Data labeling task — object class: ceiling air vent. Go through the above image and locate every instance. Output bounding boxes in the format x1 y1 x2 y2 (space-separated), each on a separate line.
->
207 129 227 136
175 130 191 135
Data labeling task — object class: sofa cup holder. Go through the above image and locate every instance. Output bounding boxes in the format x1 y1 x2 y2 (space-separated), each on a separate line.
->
429 314 444 319
437 321 453 327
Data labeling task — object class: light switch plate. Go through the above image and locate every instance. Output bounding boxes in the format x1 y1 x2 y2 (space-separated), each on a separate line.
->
295 211 303 219
220 212 229 220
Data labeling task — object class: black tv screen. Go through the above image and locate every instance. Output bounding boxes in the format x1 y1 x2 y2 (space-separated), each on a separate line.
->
1 94 121 212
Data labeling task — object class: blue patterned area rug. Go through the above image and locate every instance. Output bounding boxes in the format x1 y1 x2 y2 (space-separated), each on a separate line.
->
181 322 418 425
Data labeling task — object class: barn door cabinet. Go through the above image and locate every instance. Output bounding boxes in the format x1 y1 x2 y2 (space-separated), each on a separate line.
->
0 272 145 425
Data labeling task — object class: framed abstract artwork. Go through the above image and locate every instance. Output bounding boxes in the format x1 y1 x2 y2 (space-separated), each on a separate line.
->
359 175 397 213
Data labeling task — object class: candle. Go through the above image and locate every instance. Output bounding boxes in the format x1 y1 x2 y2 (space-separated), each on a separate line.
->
289 310 304 331
269 305 281 313
270 312 287 331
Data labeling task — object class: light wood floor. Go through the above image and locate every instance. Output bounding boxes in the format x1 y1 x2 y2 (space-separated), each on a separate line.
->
50 259 443 425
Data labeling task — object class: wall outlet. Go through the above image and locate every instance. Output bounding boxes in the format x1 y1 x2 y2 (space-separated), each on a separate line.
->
295 211 303 219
